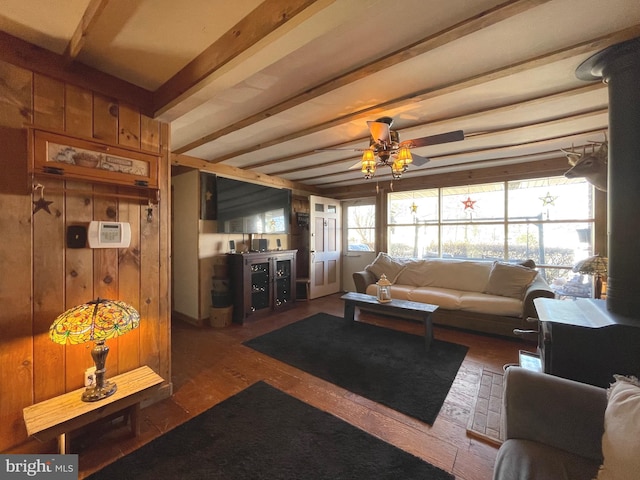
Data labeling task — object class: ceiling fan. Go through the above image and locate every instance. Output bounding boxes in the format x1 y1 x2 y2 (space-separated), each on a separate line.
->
319 117 464 180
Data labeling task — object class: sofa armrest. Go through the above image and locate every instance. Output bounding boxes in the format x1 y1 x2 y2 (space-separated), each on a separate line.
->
521 276 555 320
353 270 377 293
503 367 606 461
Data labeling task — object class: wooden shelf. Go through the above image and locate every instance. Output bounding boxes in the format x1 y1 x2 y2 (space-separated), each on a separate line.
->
23 366 163 453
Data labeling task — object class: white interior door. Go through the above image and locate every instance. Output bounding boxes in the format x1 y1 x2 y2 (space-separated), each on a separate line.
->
342 199 377 291
309 195 341 299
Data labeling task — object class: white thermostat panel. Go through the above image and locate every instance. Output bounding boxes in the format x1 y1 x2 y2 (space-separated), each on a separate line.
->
88 221 131 248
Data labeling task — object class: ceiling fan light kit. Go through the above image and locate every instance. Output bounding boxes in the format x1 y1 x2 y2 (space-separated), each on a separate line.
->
361 149 377 179
351 117 464 181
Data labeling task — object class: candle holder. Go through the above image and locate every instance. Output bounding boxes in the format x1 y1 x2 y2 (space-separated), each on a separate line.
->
376 274 392 303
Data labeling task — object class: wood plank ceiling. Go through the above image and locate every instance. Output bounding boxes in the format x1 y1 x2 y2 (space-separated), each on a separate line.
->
1 0 639 197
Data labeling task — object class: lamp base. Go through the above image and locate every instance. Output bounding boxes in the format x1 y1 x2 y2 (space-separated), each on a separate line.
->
82 380 117 402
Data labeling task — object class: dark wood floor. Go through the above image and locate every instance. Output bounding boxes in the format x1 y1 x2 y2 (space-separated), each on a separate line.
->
77 293 531 479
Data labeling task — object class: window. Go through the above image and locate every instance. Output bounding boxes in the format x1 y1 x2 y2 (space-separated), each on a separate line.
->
346 204 375 251
387 176 595 289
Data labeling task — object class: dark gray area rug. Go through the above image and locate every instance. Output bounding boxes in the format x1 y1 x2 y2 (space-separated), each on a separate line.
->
87 381 454 480
244 313 468 425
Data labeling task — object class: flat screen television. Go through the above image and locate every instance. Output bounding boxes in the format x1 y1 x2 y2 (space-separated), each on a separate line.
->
215 176 291 234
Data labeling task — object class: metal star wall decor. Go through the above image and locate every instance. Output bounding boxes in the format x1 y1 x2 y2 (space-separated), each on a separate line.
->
540 191 558 206
33 184 53 215
462 196 476 211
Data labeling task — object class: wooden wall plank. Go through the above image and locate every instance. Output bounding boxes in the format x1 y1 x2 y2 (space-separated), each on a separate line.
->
0 126 28 195
0 66 32 450
139 123 169 378
117 198 142 373
63 182 95 391
0 188 34 451
92 94 118 143
0 61 33 127
65 85 92 137
139 192 161 374
118 103 140 149
32 178 66 403
141 115 160 153
32 75 66 404
157 123 171 383
92 187 121 377
33 74 64 130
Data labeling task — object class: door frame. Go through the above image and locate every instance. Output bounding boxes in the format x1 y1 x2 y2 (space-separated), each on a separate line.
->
309 195 342 299
342 198 377 291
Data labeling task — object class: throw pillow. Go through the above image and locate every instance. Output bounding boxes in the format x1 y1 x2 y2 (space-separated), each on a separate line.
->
364 252 406 284
483 262 538 299
596 375 640 480
519 259 536 269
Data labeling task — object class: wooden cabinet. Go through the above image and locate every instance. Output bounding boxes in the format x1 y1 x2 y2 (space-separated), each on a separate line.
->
31 129 159 189
228 250 297 324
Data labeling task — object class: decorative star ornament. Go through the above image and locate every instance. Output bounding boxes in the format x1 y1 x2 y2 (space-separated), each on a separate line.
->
462 196 476 211
33 196 54 214
540 191 558 206
410 202 418 214
32 183 54 215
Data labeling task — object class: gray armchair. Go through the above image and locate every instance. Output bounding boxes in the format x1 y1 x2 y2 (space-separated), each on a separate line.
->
493 367 607 480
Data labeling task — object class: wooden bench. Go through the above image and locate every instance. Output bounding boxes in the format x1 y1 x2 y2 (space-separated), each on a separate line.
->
23 365 164 454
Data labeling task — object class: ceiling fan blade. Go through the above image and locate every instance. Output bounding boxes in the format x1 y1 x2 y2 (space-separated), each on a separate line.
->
367 121 391 144
315 147 366 153
402 129 464 148
409 153 430 166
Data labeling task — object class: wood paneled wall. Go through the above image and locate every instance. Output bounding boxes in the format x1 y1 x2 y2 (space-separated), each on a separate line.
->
0 60 171 452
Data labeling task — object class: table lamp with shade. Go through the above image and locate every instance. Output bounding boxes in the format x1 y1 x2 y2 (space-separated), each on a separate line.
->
573 254 608 299
49 298 140 402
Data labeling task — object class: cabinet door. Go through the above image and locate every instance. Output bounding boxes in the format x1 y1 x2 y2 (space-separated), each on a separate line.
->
32 129 159 189
274 256 294 309
250 260 271 314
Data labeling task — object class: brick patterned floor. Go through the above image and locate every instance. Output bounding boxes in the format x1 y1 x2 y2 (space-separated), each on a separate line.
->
466 369 504 446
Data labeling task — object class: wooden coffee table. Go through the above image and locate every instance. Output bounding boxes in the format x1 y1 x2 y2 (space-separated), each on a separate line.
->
341 292 438 351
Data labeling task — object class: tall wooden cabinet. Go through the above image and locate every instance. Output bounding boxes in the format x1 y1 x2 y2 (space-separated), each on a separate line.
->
228 250 297 324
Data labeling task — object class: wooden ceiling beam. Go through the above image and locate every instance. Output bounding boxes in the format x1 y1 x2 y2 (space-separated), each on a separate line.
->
173 0 551 155
170 152 321 195
153 0 321 116
202 24 640 164
63 0 110 62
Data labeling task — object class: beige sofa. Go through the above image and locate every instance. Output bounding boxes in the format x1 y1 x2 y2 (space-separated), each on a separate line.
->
352 253 554 338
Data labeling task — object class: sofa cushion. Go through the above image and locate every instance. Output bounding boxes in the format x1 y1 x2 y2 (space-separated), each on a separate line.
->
596 375 640 480
407 287 461 310
364 252 406 284
418 259 492 292
394 260 430 286
459 291 522 317
484 262 538 299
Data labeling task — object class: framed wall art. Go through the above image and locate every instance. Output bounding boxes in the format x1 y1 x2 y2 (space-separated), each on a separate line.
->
31 129 159 189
